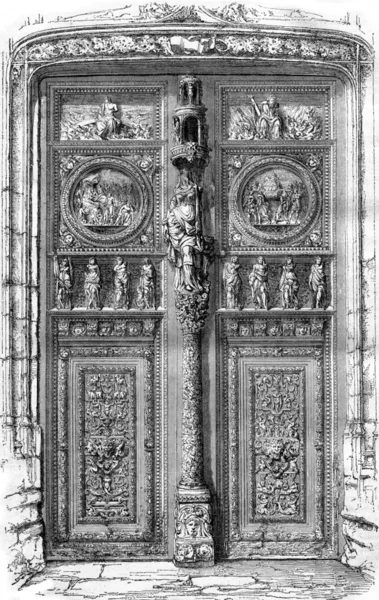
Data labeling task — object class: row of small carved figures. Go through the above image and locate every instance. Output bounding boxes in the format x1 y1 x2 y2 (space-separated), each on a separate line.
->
223 255 327 310
53 255 156 310
225 318 325 338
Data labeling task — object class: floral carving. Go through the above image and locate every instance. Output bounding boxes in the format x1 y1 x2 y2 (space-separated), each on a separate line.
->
81 371 135 521
254 369 304 519
175 285 210 334
23 33 356 63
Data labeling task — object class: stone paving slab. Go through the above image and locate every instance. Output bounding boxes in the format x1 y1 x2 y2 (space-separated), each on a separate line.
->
18 559 373 600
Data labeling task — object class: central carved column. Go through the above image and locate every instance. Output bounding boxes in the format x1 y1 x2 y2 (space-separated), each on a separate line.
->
164 76 214 566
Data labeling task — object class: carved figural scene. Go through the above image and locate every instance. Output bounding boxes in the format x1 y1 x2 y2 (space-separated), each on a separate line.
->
61 158 152 247
224 86 329 141
229 157 321 247
59 88 160 141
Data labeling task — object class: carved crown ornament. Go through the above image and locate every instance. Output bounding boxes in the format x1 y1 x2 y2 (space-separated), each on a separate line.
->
11 4 373 66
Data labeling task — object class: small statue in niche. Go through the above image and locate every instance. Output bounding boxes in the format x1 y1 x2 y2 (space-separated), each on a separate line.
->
250 95 282 139
309 256 327 309
223 256 243 310
96 96 121 139
173 117 181 144
164 168 204 293
136 258 156 309
84 257 101 310
53 256 73 309
113 257 131 309
280 257 299 309
249 256 269 310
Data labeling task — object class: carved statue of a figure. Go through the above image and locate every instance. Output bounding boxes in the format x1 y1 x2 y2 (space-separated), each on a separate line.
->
113 257 131 309
249 256 269 309
136 258 156 309
84 257 101 309
280 257 299 309
164 168 204 293
173 117 181 143
251 95 282 139
97 96 121 139
223 256 243 310
53 256 73 309
309 256 326 309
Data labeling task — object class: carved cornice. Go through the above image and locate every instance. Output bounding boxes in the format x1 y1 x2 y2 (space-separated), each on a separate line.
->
14 33 362 64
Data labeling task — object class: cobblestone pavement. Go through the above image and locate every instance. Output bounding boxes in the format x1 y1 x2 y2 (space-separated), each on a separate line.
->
17 560 374 600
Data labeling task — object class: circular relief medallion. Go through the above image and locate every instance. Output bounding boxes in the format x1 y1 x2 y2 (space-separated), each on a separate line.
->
230 156 321 246
61 157 153 247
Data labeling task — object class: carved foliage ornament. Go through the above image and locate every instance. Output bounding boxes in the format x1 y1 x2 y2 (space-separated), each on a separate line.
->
81 370 136 522
252 368 305 522
20 33 357 63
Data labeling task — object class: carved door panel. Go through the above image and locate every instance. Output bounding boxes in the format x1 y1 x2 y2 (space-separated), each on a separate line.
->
42 78 169 560
215 80 337 558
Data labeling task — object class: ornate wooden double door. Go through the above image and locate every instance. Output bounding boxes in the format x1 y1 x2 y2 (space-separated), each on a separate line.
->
42 67 340 562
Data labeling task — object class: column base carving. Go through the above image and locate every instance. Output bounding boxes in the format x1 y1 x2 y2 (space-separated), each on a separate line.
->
174 492 214 567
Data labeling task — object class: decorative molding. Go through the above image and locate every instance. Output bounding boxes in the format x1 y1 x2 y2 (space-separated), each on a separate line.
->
223 316 327 338
17 33 359 64
56 316 161 338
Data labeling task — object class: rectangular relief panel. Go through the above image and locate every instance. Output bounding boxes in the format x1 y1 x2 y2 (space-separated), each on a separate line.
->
217 83 333 142
47 317 166 560
217 315 336 558
52 84 166 141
